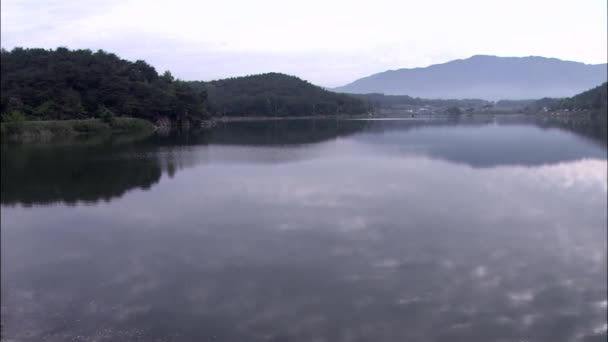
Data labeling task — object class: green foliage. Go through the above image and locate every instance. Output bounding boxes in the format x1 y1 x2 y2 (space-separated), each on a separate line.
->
0 47 208 123
1 118 153 141
70 120 110 133
33 100 61 118
551 83 607 112
61 88 86 117
161 70 175 83
97 105 116 125
111 117 155 132
189 73 368 117
171 80 208 118
1 120 76 138
1 110 26 123
0 111 27 138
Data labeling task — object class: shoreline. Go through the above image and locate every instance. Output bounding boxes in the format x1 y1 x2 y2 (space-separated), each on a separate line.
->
1 117 155 143
209 112 530 122
4 112 600 143
210 114 374 122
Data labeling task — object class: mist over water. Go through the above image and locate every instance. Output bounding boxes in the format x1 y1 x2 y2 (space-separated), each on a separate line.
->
1 118 607 342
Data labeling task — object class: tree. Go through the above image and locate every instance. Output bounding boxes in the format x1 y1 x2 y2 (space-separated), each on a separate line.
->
61 88 86 118
447 106 462 115
161 70 174 83
1 110 26 123
96 105 116 125
33 100 61 118
0 47 208 124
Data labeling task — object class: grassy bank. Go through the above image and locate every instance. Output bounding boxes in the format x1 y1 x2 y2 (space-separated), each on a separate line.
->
1 117 155 142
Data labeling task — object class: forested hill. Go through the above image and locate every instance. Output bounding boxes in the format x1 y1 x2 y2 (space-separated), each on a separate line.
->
527 83 608 113
549 82 607 111
0 47 208 122
189 73 369 117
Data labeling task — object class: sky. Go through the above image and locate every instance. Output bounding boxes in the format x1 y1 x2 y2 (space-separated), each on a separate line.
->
1 0 606 87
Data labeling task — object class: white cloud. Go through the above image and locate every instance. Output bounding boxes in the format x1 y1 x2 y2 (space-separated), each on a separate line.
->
1 0 606 86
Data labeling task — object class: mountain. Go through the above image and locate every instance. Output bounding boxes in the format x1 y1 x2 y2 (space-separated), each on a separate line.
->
188 73 368 117
335 55 607 100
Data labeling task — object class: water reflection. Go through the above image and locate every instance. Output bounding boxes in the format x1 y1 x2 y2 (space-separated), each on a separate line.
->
2 119 606 206
0 135 209 206
1 118 607 342
351 123 607 167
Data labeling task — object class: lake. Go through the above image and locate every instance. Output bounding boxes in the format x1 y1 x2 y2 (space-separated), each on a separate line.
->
1 117 607 342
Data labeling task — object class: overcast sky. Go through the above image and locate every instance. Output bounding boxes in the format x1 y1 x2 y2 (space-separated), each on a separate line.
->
1 0 606 87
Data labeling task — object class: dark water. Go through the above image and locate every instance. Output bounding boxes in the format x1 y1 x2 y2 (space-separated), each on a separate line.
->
2 118 607 342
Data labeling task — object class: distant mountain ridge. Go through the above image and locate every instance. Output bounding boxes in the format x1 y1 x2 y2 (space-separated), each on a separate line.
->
335 55 607 100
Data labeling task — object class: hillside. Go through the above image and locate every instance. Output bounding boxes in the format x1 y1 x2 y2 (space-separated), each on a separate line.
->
526 83 608 113
335 55 607 100
549 82 607 111
0 47 208 123
189 73 368 117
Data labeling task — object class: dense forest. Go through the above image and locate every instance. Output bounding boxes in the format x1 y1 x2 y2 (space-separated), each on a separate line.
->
189 73 369 117
0 47 208 123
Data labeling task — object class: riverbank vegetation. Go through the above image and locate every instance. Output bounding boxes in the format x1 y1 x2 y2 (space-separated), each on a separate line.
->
1 117 154 141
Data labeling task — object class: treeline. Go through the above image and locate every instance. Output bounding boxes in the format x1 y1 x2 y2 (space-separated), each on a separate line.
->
0 47 208 123
350 93 490 109
549 82 607 111
525 83 607 113
189 73 369 117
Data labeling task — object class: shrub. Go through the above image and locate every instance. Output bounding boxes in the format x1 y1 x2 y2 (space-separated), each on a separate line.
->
1 110 26 123
97 106 116 126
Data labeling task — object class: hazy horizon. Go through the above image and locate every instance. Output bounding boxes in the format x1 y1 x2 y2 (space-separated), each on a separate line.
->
1 0 606 87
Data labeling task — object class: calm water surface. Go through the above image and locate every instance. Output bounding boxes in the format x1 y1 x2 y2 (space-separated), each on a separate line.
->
1 118 607 342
